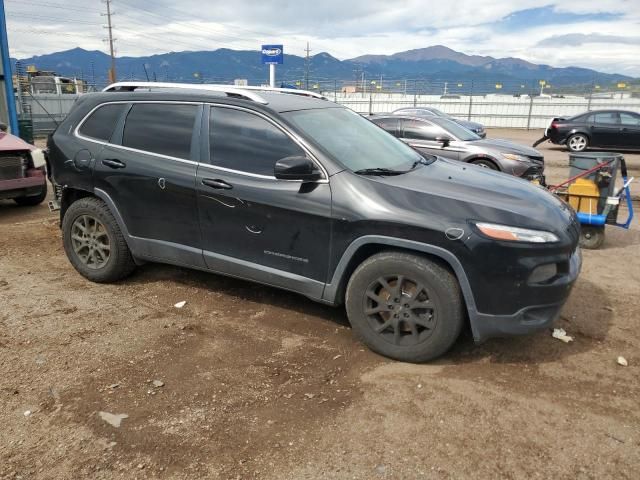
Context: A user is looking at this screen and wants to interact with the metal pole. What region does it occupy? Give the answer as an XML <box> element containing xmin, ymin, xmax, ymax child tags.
<box><xmin>467</xmin><ymin>80</ymin><xmax>473</xmax><ymax>121</ymax></box>
<box><xmin>0</xmin><ymin>0</ymin><xmax>18</xmax><ymax>134</ymax></box>
<box><xmin>526</xmin><ymin>89</ymin><xmax>534</xmax><ymax>130</ymax></box>
<box><xmin>586</xmin><ymin>81</ymin><xmax>593</xmax><ymax>111</ymax></box>
<box><xmin>334</xmin><ymin>79</ymin><xmax>337</xmax><ymax>102</ymax></box>
<box><xmin>269</xmin><ymin>64</ymin><xmax>275</xmax><ymax>88</ymax></box>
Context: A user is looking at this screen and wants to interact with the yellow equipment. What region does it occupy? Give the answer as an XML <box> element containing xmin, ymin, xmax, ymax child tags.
<box><xmin>567</xmin><ymin>178</ymin><xmax>599</xmax><ymax>214</ymax></box>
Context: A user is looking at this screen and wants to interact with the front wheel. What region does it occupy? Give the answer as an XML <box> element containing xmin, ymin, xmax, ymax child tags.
<box><xmin>579</xmin><ymin>226</ymin><xmax>605</xmax><ymax>250</ymax></box>
<box><xmin>345</xmin><ymin>251</ymin><xmax>464</xmax><ymax>362</ymax></box>
<box><xmin>470</xmin><ymin>159</ymin><xmax>499</xmax><ymax>170</ymax></box>
<box><xmin>567</xmin><ymin>133</ymin><xmax>589</xmax><ymax>152</ymax></box>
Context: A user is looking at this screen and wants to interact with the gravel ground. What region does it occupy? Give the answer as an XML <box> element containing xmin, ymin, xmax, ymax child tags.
<box><xmin>1</xmin><ymin>130</ymin><xmax>639</xmax><ymax>479</ymax></box>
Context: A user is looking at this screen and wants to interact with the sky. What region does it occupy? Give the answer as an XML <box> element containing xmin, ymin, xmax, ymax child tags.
<box><xmin>5</xmin><ymin>0</ymin><xmax>640</xmax><ymax>76</ymax></box>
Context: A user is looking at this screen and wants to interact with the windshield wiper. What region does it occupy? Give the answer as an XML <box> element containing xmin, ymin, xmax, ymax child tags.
<box><xmin>353</xmin><ymin>167</ymin><xmax>408</xmax><ymax>176</ymax></box>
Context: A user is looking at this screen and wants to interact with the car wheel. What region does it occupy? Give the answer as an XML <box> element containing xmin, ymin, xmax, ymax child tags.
<box><xmin>62</xmin><ymin>197</ymin><xmax>136</xmax><ymax>282</ymax></box>
<box><xmin>470</xmin><ymin>159</ymin><xmax>499</xmax><ymax>170</ymax></box>
<box><xmin>567</xmin><ymin>134</ymin><xmax>588</xmax><ymax>152</ymax></box>
<box><xmin>345</xmin><ymin>251</ymin><xmax>464</xmax><ymax>362</ymax></box>
<box><xmin>14</xmin><ymin>183</ymin><xmax>47</xmax><ymax>206</ymax></box>
<box><xmin>579</xmin><ymin>226</ymin><xmax>605</xmax><ymax>250</ymax></box>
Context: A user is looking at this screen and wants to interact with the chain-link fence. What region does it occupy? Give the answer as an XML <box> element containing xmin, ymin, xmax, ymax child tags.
<box><xmin>16</xmin><ymin>75</ymin><xmax>640</xmax><ymax>135</ymax></box>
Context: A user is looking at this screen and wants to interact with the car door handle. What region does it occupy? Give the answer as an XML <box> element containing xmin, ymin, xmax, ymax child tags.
<box><xmin>201</xmin><ymin>178</ymin><xmax>233</xmax><ymax>190</ymax></box>
<box><xmin>102</xmin><ymin>159</ymin><xmax>126</xmax><ymax>169</ymax></box>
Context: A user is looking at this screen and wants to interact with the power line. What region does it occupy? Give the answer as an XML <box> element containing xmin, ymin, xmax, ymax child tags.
<box><xmin>7</xmin><ymin>13</ymin><xmax>101</xmax><ymax>25</ymax></box>
<box><xmin>6</xmin><ymin>0</ymin><xmax>100</xmax><ymax>13</ymax></box>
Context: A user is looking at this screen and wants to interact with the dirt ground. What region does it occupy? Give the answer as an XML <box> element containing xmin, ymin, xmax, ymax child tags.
<box><xmin>1</xmin><ymin>130</ymin><xmax>639</xmax><ymax>479</ymax></box>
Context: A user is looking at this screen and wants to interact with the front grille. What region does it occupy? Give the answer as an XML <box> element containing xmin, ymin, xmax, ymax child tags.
<box><xmin>0</xmin><ymin>155</ymin><xmax>26</xmax><ymax>181</ymax></box>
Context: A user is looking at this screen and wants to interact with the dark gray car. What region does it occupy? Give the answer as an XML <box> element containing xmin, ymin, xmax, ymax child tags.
<box><xmin>392</xmin><ymin>107</ymin><xmax>486</xmax><ymax>138</ymax></box>
<box><xmin>371</xmin><ymin>114</ymin><xmax>544</xmax><ymax>180</ymax></box>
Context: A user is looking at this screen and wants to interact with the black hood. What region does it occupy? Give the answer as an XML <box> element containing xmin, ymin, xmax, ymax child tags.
<box><xmin>340</xmin><ymin>157</ymin><xmax>577</xmax><ymax>242</ymax></box>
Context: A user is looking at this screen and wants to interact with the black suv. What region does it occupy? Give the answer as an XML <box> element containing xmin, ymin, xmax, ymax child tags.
<box><xmin>48</xmin><ymin>82</ymin><xmax>581</xmax><ymax>362</ymax></box>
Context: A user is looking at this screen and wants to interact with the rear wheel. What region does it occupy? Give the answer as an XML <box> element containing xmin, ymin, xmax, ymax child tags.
<box><xmin>14</xmin><ymin>183</ymin><xmax>47</xmax><ymax>206</ymax></box>
<box><xmin>567</xmin><ymin>133</ymin><xmax>588</xmax><ymax>152</ymax></box>
<box><xmin>579</xmin><ymin>226</ymin><xmax>605</xmax><ymax>250</ymax></box>
<box><xmin>345</xmin><ymin>251</ymin><xmax>464</xmax><ymax>362</ymax></box>
<box><xmin>470</xmin><ymin>159</ymin><xmax>499</xmax><ymax>170</ymax></box>
<box><xmin>62</xmin><ymin>197</ymin><xmax>136</xmax><ymax>282</ymax></box>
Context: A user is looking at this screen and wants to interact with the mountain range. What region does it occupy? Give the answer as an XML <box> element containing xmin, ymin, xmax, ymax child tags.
<box><xmin>12</xmin><ymin>45</ymin><xmax>634</xmax><ymax>90</ymax></box>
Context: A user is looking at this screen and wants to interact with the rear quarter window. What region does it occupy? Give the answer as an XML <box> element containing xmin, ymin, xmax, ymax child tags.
<box><xmin>78</xmin><ymin>103</ymin><xmax>126</xmax><ymax>142</ymax></box>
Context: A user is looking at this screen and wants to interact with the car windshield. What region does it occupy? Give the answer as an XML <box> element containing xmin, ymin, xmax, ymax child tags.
<box><xmin>283</xmin><ymin>107</ymin><xmax>425</xmax><ymax>172</ymax></box>
<box><xmin>436</xmin><ymin>118</ymin><xmax>481</xmax><ymax>141</ymax></box>
<box><xmin>427</xmin><ymin>108</ymin><xmax>448</xmax><ymax>118</ymax></box>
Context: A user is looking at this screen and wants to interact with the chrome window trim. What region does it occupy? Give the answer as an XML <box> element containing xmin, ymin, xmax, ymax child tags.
<box><xmin>206</xmin><ymin>103</ymin><xmax>329</xmax><ymax>183</ymax></box>
<box><xmin>73</xmin><ymin>100</ymin><xmax>330</xmax><ymax>183</ymax></box>
<box><xmin>74</xmin><ymin>101</ymin><xmax>203</xmax><ymax>164</ymax></box>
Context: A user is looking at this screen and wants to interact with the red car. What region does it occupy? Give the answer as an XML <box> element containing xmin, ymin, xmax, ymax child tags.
<box><xmin>0</xmin><ymin>129</ymin><xmax>47</xmax><ymax>206</ymax></box>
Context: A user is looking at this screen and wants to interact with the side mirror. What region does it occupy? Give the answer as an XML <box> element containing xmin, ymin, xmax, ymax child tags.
<box><xmin>274</xmin><ymin>156</ymin><xmax>322</xmax><ymax>182</ymax></box>
<box><xmin>435</xmin><ymin>136</ymin><xmax>451</xmax><ymax>147</ymax></box>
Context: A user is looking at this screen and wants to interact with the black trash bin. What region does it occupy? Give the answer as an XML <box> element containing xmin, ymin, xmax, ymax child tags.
<box><xmin>17</xmin><ymin>118</ymin><xmax>35</xmax><ymax>145</ymax></box>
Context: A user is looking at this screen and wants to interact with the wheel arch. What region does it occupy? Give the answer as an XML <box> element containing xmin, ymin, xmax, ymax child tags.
<box><xmin>465</xmin><ymin>156</ymin><xmax>500</xmax><ymax>171</ymax></box>
<box><xmin>323</xmin><ymin>236</ymin><xmax>479</xmax><ymax>323</ymax></box>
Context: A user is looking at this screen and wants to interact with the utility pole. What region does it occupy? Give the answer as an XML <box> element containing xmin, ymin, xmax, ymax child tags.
<box><xmin>102</xmin><ymin>0</ymin><xmax>117</xmax><ymax>83</ymax></box>
<box><xmin>304</xmin><ymin>41</ymin><xmax>311</xmax><ymax>90</ymax></box>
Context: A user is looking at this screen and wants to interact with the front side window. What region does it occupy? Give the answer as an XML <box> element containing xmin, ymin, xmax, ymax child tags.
<box><xmin>620</xmin><ymin>113</ymin><xmax>640</xmax><ymax>126</ymax></box>
<box><xmin>283</xmin><ymin>107</ymin><xmax>423</xmax><ymax>172</ymax></box>
<box><xmin>373</xmin><ymin>118</ymin><xmax>399</xmax><ymax>136</ymax></box>
<box><xmin>122</xmin><ymin>103</ymin><xmax>197</xmax><ymax>159</ymax></box>
<box><xmin>209</xmin><ymin>107</ymin><xmax>305</xmax><ymax>176</ymax></box>
<box><xmin>78</xmin><ymin>103</ymin><xmax>126</xmax><ymax>142</ymax></box>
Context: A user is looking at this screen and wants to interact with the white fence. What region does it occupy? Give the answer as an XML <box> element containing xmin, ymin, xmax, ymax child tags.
<box><xmin>331</xmin><ymin>92</ymin><xmax>640</xmax><ymax>129</ymax></box>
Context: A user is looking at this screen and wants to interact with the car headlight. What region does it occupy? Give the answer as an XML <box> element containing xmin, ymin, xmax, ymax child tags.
<box><xmin>501</xmin><ymin>153</ymin><xmax>529</xmax><ymax>162</ymax></box>
<box><xmin>475</xmin><ymin>222</ymin><xmax>559</xmax><ymax>243</ymax></box>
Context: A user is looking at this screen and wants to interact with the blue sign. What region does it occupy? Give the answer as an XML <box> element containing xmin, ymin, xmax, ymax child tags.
<box><xmin>261</xmin><ymin>45</ymin><xmax>283</xmax><ymax>65</ymax></box>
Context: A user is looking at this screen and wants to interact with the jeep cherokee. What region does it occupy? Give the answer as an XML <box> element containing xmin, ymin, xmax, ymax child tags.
<box><xmin>47</xmin><ymin>82</ymin><xmax>581</xmax><ymax>362</ymax></box>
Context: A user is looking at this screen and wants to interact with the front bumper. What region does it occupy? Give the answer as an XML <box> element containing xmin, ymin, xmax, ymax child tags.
<box><xmin>0</xmin><ymin>168</ymin><xmax>46</xmax><ymax>200</ymax></box>
<box><xmin>471</xmin><ymin>247</ymin><xmax>582</xmax><ymax>342</ymax></box>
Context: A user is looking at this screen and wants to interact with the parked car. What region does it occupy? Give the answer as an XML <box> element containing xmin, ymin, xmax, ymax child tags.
<box><xmin>371</xmin><ymin>114</ymin><xmax>545</xmax><ymax>181</ymax></box>
<box><xmin>544</xmin><ymin>110</ymin><xmax>640</xmax><ymax>152</ymax></box>
<box><xmin>0</xmin><ymin>125</ymin><xmax>47</xmax><ymax>206</ymax></box>
<box><xmin>48</xmin><ymin>82</ymin><xmax>581</xmax><ymax>362</ymax></box>
<box><xmin>391</xmin><ymin>107</ymin><xmax>486</xmax><ymax>138</ymax></box>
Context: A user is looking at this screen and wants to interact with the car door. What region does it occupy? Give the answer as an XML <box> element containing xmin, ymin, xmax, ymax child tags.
<box><xmin>618</xmin><ymin>112</ymin><xmax>640</xmax><ymax>148</ymax></box>
<box><xmin>589</xmin><ymin>112</ymin><xmax>621</xmax><ymax>147</ymax></box>
<box><xmin>399</xmin><ymin>118</ymin><xmax>460</xmax><ymax>160</ymax></box>
<box><xmin>93</xmin><ymin>101</ymin><xmax>203</xmax><ymax>266</ymax></box>
<box><xmin>196</xmin><ymin>105</ymin><xmax>332</xmax><ymax>297</ymax></box>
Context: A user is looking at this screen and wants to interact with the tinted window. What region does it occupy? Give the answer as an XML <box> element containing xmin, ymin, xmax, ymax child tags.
<box><xmin>373</xmin><ymin>118</ymin><xmax>399</xmax><ymax>136</ymax></box>
<box><xmin>79</xmin><ymin>103</ymin><xmax>126</xmax><ymax>142</ymax></box>
<box><xmin>433</xmin><ymin>118</ymin><xmax>480</xmax><ymax>141</ymax></box>
<box><xmin>210</xmin><ymin>107</ymin><xmax>304</xmax><ymax>176</ymax></box>
<box><xmin>402</xmin><ymin>119</ymin><xmax>443</xmax><ymax>141</ymax></box>
<box><xmin>122</xmin><ymin>103</ymin><xmax>197</xmax><ymax>159</ymax></box>
<box><xmin>283</xmin><ymin>108</ymin><xmax>423</xmax><ymax>172</ymax></box>
<box><xmin>592</xmin><ymin>112</ymin><xmax>619</xmax><ymax>125</ymax></box>
<box><xmin>620</xmin><ymin>113</ymin><xmax>640</xmax><ymax>126</ymax></box>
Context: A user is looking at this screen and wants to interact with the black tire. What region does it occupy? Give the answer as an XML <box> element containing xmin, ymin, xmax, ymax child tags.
<box><xmin>567</xmin><ymin>133</ymin><xmax>589</xmax><ymax>152</ymax></box>
<box><xmin>579</xmin><ymin>226</ymin><xmax>605</xmax><ymax>250</ymax></box>
<box><xmin>14</xmin><ymin>183</ymin><xmax>47</xmax><ymax>206</ymax></box>
<box><xmin>62</xmin><ymin>197</ymin><xmax>136</xmax><ymax>282</ymax></box>
<box><xmin>345</xmin><ymin>251</ymin><xmax>464</xmax><ymax>362</ymax></box>
<box><xmin>470</xmin><ymin>159</ymin><xmax>499</xmax><ymax>170</ymax></box>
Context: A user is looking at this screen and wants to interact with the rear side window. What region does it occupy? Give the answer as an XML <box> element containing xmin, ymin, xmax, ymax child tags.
<box><xmin>209</xmin><ymin>107</ymin><xmax>304</xmax><ymax>176</ymax></box>
<box><xmin>78</xmin><ymin>103</ymin><xmax>126</xmax><ymax>142</ymax></box>
<box><xmin>373</xmin><ymin>118</ymin><xmax>399</xmax><ymax>136</ymax></box>
<box><xmin>592</xmin><ymin>112</ymin><xmax>618</xmax><ymax>125</ymax></box>
<box><xmin>122</xmin><ymin>103</ymin><xmax>197</xmax><ymax>159</ymax></box>
<box><xmin>402</xmin><ymin>119</ymin><xmax>443</xmax><ymax>141</ymax></box>
<box><xmin>620</xmin><ymin>113</ymin><xmax>640</xmax><ymax>126</ymax></box>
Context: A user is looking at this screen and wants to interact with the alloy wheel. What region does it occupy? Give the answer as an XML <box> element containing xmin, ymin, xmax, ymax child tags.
<box><xmin>70</xmin><ymin>214</ymin><xmax>111</xmax><ymax>269</ymax></box>
<box><xmin>568</xmin><ymin>135</ymin><xmax>587</xmax><ymax>152</ymax></box>
<box><xmin>363</xmin><ymin>275</ymin><xmax>437</xmax><ymax>346</ymax></box>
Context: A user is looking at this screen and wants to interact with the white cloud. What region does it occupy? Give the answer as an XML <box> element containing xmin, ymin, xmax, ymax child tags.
<box><xmin>5</xmin><ymin>0</ymin><xmax>640</xmax><ymax>75</ymax></box>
